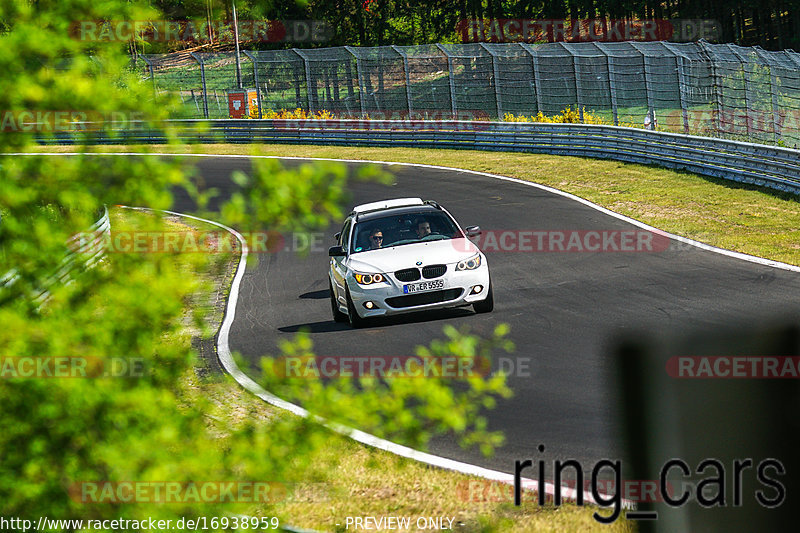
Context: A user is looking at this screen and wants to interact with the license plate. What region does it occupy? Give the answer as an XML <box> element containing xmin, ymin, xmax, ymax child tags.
<box><xmin>404</xmin><ymin>279</ymin><xmax>444</xmax><ymax>294</ymax></box>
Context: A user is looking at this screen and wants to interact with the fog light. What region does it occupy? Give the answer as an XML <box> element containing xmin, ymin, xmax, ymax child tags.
<box><xmin>363</xmin><ymin>301</ymin><xmax>376</xmax><ymax>309</ymax></box>
<box><xmin>471</xmin><ymin>285</ymin><xmax>483</xmax><ymax>294</ymax></box>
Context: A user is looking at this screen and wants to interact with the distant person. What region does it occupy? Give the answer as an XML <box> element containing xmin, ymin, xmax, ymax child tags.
<box><xmin>368</xmin><ymin>228</ymin><xmax>384</xmax><ymax>249</ymax></box>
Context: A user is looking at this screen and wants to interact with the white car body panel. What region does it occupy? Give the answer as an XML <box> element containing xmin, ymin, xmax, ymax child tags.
<box><xmin>329</xmin><ymin>202</ymin><xmax>491</xmax><ymax>322</ymax></box>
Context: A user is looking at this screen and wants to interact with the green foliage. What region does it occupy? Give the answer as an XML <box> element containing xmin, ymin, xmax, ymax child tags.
<box><xmin>261</xmin><ymin>324</ymin><xmax>514</xmax><ymax>456</ymax></box>
<box><xmin>0</xmin><ymin>0</ymin><xmax>514</xmax><ymax>524</ymax></box>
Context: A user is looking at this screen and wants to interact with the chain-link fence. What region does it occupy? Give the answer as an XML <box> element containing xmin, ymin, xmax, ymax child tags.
<box><xmin>135</xmin><ymin>40</ymin><xmax>800</xmax><ymax>146</ymax></box>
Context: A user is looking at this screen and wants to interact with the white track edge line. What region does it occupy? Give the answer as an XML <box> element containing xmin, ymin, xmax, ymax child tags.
<box><xmin>117</xmin><ymin>204</ymin><xmax>633</xmax><ymax>511</ymax></box>
<box><xmin>15</xmin><ymin>151</ymin><xmax>799</xmax><ymax>273</ymax></box>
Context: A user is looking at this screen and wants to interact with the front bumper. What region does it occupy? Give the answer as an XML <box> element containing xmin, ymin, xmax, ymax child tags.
<box><xmin>347</xmin><ymin>265</ymin><xmax>490</xmax><ymax>319</ymax></box>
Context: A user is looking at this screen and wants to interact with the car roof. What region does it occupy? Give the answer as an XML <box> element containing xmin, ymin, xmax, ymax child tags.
<box><xmin>351</xmin><ymin>198</ymin><xmax>424</xmax><ymax>214</ymax></box>
<box><xmin>354</xmin><ymin>204</ymin><xmax>441</xmax><ymax>223</ymax></box>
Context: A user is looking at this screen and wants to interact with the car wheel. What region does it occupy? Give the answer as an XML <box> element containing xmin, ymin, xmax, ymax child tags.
<box><xmin>346</xmin><ymin>286</ymin><xmax>367</xmax><ymax>328</ymax></box>
<box><xmin>330</xmin><ymin>279</ymin><xmax>348</xmax><ymax>323</ymax></box>
<box><xmin>473</xmin><ymin>280</ymin><xmax>494</xmax><ymax>314</ymax></box>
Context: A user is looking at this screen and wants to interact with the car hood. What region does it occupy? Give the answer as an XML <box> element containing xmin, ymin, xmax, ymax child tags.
<box><xmin>347</xmin><ymin>238</ymin><xmax>479</xmax><ymax>273</ymax></box>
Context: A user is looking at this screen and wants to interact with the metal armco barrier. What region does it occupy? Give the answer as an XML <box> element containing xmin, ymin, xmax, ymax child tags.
<box><xmin>1</xmin><ymin>207</ymin><xmax>111</xmax><ymax>304</ymax></box>
<box><xmin>38</xmin><ymin>120</ymin><xmax>800</xmax><ymax>196</ymax></box>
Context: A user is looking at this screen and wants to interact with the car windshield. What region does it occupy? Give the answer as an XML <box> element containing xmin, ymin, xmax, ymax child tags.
<box><xmin>351</xmin><ymin>210</ymin><xmax>461</xmax><ymax>253</ymax></box>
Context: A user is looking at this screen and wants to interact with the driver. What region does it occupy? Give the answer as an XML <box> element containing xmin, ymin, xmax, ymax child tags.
<box><xmin>415</xmin><ymin>219</ymin><xmax>431</xmax><ymax>239</ymax></box>
<box><xmin>368</xmin><ymin>227</ymin><xmax>384</xmax><ymax>249</ymax></box>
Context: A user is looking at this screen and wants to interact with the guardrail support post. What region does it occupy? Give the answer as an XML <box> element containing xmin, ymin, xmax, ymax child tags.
<box><xmin>190</xmin><ymin>53</ymin><xmax>209</xmax><ymax>119</ymax></box>
<box><xmin>391</xmin><ymin>45</ymin><xmax>413</xmax><ymax>116</ymax></box>
<box><xmin>437</xmin><ymin>44</ymin><xmax>458</xmax><ymax>118</ymax></box>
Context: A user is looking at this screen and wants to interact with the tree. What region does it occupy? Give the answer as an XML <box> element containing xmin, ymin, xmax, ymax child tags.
<box><xmin>0</xmin><ymin>0</ymin><xmax>512</xmax><ymax>524</ymax></box>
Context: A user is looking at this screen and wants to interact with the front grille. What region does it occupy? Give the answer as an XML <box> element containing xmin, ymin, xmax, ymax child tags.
<box><xmin>385</xmin><ymin>288</ymin><xmax>464</xmax><ymax>309</ymax></box>
<box><xmin>422</xmin><ymin>264</ymin><xmax>446</xmax><ymax>279</ymax></box>
<box><xmin>395</xmin><ymin>268</ymin><xmax>421</xmax><ymax>282</ymax></box>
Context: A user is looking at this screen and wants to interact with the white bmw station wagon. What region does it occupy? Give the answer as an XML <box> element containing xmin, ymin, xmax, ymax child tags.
<box><xmin>328</xmin><ymin>198</ymin><xmax>492</xmax><ymax>327</ymax></box>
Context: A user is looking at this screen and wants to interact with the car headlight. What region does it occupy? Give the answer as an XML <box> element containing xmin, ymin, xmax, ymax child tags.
<box><xmin>456</xmin><ymin>253</ymin><xmax>482</xmax><ymax>271</ymax></box>
<box><xmin>354</xmin><ymin>272</ymin><xmax>388</xmax><ymax>285</ymax></box>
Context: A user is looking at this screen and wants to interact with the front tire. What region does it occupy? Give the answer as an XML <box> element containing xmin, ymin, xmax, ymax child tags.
<box><xmin>346</xmin><ymin>286</ymin><xmax>367</xmax><ymax>328</ymax></box>
<box><xmin>330</xmin><ymin>279</ymin><xmax>348</xmax><ymax>323</ymax></box>
<box><xmin>473</xmin><ymin>280</ymin><xmax>494</xmax><ymax>314</ymax></box>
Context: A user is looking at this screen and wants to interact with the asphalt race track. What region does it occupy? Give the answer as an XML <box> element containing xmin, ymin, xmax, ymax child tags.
<box><xmin>176</xmin><ymin>156</ymin><xmax>800</xmax><ymax>479</ymax></box>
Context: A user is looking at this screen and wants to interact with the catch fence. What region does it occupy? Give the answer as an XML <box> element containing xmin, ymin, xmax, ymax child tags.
<box><xmin>136</xmin><ymin>41</ymin><xmax>800</xmax><ymax>146</ymax></box>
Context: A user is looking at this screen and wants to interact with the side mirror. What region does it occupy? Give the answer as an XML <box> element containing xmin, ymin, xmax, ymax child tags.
<box><xmin>328</xmin><ymin>245</ymin><xmax>346</xmax><ymax>257</ymax></box>
<box><xmin>334</xmin><ymin>232</ymin><xmax>341</xmax><ymax>242</ymax></box>
<box><xmin>464</xmin><ymin>225</ymin><xmax>481</xmax><ymax>237</ymax></box>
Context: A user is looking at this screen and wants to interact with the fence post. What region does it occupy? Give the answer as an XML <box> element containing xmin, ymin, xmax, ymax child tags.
<box><xmin>727</xmin><ymin>44</ymin><xmax>754</xmax><ymax>139</ymax></box>
<box><xmin>345</xmin><ymin>46</ymin><xmax>366</xmax><ymax>117</ymax></box>
<box><xmin>391</xmin><ymin>45</ymin><xmax>413</xmax><ymax>116</ymax></box>
<box><xmin>677</xmin><ymin>56</ymin><xmax>690</xmax><ymax>134</ymax></box>
<box><xmin>480</xmin><ymin>43</ymin><xmax>503</xmax><ymax>119</ymax></box>
<box><xmin>663</xmin><ymin>42</ymin><xmax>691</xmax><ymax>134</ymax></box>
<box><xmin>190</xmin><ymin>53</ymin><xmax>209</xmax><ymax>119</ymax></box>
<box><xmin>698</xmin><ymin>40</ymin><xmax>722</xmax><ymax>135</ymax></box>
<box><xmin>630</xmin><ymin>42</ymin><xmax>655</xmax><ymax>129</ymax></box>
<box><xmin>558</xmin><ymin>42</ymin><xmax>583</xmax><ymax>122</ymax></box>
<box><xmin>520</xmin><ymin>43</ymin><xmax>543</xmax><ymax>115</ymax></box>
<box><xmin>293</xmin><ymin>48</ymin><xmax>314</xmax><ymax>113</ymax></box>
<box><xmin>768</xmin><ymin>65</ymin><xmax>781</xmax><ymax>143</ymax></box>
<box><xmin>140</xmin><ymin>55</ymin><xmax>157</xmax><ymax>100</ymax></box>
<box><xmin>594</xmin><ymin>43</ymin><xmax>618</xmax><ymax>126</ymax></box>
<box><xmin>242</xmin><ymin>51</ymin><xmax>262</xmax><ymax>118</ymax></box>
<box><xmin>436</xmin><ymin>44</ymin><xmax>457</xmax><ymax>118</ymax></box>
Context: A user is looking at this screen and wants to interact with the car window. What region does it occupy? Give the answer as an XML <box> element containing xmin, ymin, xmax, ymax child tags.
<box><xmin>351</xmin><ymin>211</ymin><xmax>461</xmax><ymax>253</ymax></box>
<box><xmin>339</xmin><ymin>220</ymin><xmax>352</xmax><ymax>252</ymax></box>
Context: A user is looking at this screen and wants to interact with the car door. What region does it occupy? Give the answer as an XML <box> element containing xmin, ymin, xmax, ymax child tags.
<box><xmin>330</xmin><ymin>218</ymin><xmax>351</xmax><ymax>302</ymax></box>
